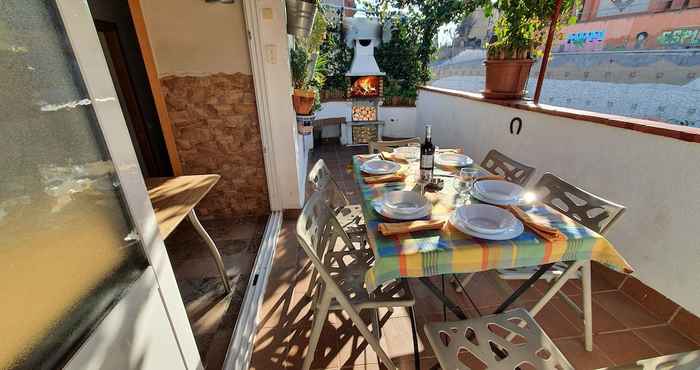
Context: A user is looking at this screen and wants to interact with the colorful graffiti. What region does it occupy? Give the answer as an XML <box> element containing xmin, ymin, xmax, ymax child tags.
<box><xmin>657</xmin><ymin>28</ymin><xmax>700</xmax><ymax>49</ymax></box>
<box><xmin>561</xmin><ymin>31</ymin><xmax>606</xmax><ymax>52</ymax></box>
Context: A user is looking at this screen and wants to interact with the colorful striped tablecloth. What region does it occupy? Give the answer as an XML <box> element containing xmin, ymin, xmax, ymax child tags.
<box><xmin>352</xmin><ymin>154</ymin><xmax>633</xmax><ymax>291</ymax></box>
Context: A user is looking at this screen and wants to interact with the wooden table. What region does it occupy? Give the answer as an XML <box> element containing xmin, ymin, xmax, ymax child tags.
<box><xmin>146</xmin><ymin>175</ymin><xmax>231</xmax><ymax>293</ymax></box>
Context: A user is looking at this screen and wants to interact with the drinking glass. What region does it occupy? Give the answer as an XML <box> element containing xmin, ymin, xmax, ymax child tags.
<box><xmin>405</xmin><ymin>142</ymin><xmax>421</xmax><ymax>178</ymax></box>
<box><xmin>455</xmin><ymin>167</ymin><xmax>480</xmax><ymax>203</ymax></box>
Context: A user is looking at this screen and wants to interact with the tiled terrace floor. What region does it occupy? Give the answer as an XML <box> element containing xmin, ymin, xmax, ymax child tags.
<box><xmin>166</xmin><ymin>215</ymin><xmax>268</xmax><ymax>369</ymax></box>
<box><xmin>250</xmin><ymin>140</ymin><xmax>699</xmax><ymax>370</ymax></box>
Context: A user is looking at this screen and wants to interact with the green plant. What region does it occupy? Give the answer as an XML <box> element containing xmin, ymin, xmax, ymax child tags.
<box><xmin>485</xmin><ymin>0</ymin><xmax>580</xmax><ymax>60</ymax></box>
<box><xmin>290</xmin><ymin>5</ymin><xmax>329</xmax><ymax>91</ymax></box>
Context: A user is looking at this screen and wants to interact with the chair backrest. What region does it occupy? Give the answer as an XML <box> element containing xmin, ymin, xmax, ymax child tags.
<box><xmin>534</xmin><ymin>173</ymin><xmax>626</xmax><ymax>234</ymax></box>
<box><xmin>368</xmin><ymin>137</ymin><xmax>421</xmax><ymax>154</ymax></box>
<box><xmin>307</xmin><ymin>159</ymin><xmax>349</xmax><ymax>210</ymax></box>
<box><xmin>296</xmin><ymin>191</ymin><xmax>362</xmax><ymax>309</ymax></box>
<box><xmin>480</xmin><ymin>149</ymin><xmax>536</xmax><ymax>186</ymax></box>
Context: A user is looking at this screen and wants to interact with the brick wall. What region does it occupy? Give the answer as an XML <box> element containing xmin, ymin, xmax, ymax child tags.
<box><xmin>160</xmin><ymin>72</ymin><xmax>269</xmax><ymax>218</ymax></box>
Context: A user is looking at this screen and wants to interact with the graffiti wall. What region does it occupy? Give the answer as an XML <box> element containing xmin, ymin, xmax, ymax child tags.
<box><xmin>561</xmin><ymin>31</ymin><xmax>606</xmax><ymax>52</ymax></box>
<box><xmin>657</xmin><ymin>28</ymin><xmax>700</xmax><ymax>49</ymax></box>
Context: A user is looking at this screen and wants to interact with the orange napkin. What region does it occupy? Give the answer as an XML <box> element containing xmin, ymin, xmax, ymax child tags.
<box><xmin>380</xmin><ymin>151</ymin><xmax>408</xmax><ymax>163</ymax></box>
<box><xmin>363</xmin><ymin>173</ymin><xmax>406</xmax><ymax>184</ymax></box>
<box><xmin>378</xmin><ymin>220</ymin><xmax>445</xmax><ymax>236</ymax></box>
<box><xmin>475</xmin><ymin>174</ymin><xmax>505</xmax><ymax>182</ymax></box>
<box><xmin>507</xmin><ymin>206</ymin><xmax>566</xmax><ymax>242</ymax></box>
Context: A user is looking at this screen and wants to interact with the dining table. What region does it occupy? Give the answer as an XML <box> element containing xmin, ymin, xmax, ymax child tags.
<box><xmin>351</xmin><ymin>151</ymin><xmax>633</xmax><ymax>353</ymax></box>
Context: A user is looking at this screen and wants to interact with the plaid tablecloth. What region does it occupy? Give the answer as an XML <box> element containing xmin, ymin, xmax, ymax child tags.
<box><xmin>352</xmin><ymin>154</ymin><xmax>633</xmax><ymax>291</ymax></box>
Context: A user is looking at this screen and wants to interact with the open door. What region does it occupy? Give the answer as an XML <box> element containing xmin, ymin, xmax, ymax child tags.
<box><xmin>0</xmin><ymin>1</ymin><xmax>200</xmax><ymax>369</ymax></box>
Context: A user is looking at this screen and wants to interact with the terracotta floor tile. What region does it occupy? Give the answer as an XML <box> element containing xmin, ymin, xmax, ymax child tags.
<box><xmin>594</xmin><ymin>331</ymin><xmax>659</xmax><ymax>365</ymax></box>
<box><xmin>670</xmin><ymin>308</ymin><xmax>700</xmax><ymax>344</ymax></box>
<box><xmin>620</xmin><ymin>279</ymin><xmax>680</xmax><ymax>322</ymax></box>
<box><xmin>591</xmin><ymin>261</ymin><xmax>627</xmax><ymax>290</ymax></box>
<box><xmin>525</xmin><ymin>300</ymin><xmax>582</xmax><ymax>339</ymax></box>
<box><xmin>635</xmin><ymin>326</ymin><xmax>700</xmax><ymax>355</ymax></box>
<box><xmin>532</xmin><ymin>277</ymin><xmax>581</xmax><ymax>296</ymax></box>
<box><xmin>460</xmin><ymin>271</ymin><xmax>517</xmax><ymax>309</ymax></box>
<box><xmin>554</xmin><ymin>338</ymin><xmax>614</xmax><ymax>369</ymax></box>
<box><xmin>382</xmin><ymin>316</ymin><xmax>427</xmax><ymax>360</ymax></box>
<box><xmin>260</xmin><ymin>291</ymin><xmax>312</xmax><ymax>328</ymax></box>
<box><xmin>551</xmin><ymin>294</ymin><xmax>626</xmax><ymax>334</ymax></box>
<box><xmin>594</xmin><ymin>291</ymin><xmax>664</xmax><ymax>329</ymax></box>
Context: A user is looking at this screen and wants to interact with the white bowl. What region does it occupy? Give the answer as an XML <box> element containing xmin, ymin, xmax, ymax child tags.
<box><xmin>473</xmin><ymin>180</ymin><xmax>523</xmax><ymax>202</ymax></box>
<box><xmin>361</xmin><ymin>160</ymin><xmax>401</xmax><ymax>175</ymax></box>
<box><xmin>436</xmin><ymin>153</ymin><xmax>473</xmax><ymax>167</ymax></box>
<box><xmin>454</xmin><ymin>204</ymin><xmax>517</xmax><ymax>234</ymax></box>
<box><xmin>382</xmin><ymin>191</ymin><xmax>429</xmax><ymax>215</ymax></box>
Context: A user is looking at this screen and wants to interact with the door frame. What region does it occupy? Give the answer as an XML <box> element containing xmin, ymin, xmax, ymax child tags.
<box><xmin>55</xmin><ymin>0</ymin><xmax>201</xmax><ymax>368</ymax></box>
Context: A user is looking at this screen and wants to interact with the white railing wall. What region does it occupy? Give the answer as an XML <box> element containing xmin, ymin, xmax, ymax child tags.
<box><xmin>416</xmin><ymin>88</ymin><xmax>700</xmax><ymax>316</ymax></box>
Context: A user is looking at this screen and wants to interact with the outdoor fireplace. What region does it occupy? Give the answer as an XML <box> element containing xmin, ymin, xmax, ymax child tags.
<box><xmin>341</xmin><ymin>18</ymin><xmax>388</xmax><ymax>145</ymax></box>
<box><xmin>350</xmin><ymin>76</ymin><xmax>381</xmax><ymax>98</ymax></box>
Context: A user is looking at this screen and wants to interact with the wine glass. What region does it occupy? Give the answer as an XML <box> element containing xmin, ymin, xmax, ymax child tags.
<box><xmin>455</xmin><ymin>167</ymin><xmax>479</xmax><ymax>203</ymax></box>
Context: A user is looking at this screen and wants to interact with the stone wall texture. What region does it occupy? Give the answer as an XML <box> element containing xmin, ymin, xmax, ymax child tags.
<box><xmin>160</xmin><ymin>73</ymin><xmax>269</xmax><ymax>218</ymax></box>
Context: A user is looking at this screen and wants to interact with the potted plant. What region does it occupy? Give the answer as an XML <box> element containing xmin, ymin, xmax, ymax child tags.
<box><xmin>483</xmin><ymin>0</ymin><xmax>579</xmax><ymax>99</ymax></box>
<box><xmin>290</xmin><ymin>10</ymin><xmax>327</xmax><ymax>134</ymax></box>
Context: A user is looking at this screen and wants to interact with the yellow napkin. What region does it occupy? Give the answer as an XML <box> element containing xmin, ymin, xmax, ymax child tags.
<box><xmin>380</xmin><ymin>151</ymin><xmax>408</xmax><ymax>163</ymax></box>
<box><xmin>363</xmin><ymin>173</ymin><xmax>406</xmax><ymax>184</ymax></box>
<box><xmin>507</xmin><ymin>206</ymin><xmax>566</xmax><ymax>242</ymax></box>
<box><xmin>378</xmin><ymin>219</ymin><xmax>446</xmax><ymax>236</ymax></box>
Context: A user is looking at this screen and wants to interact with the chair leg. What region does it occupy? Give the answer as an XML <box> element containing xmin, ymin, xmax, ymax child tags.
<box><xmin>305</xmin><ymin>269</ymin><xmax>318</xmax><ymax>298</ymax></box>
<box><xmin>303</xmin><ymin>289</ymin><xmax>332</xmax><ymax>370</ymax></box>
<box><xmin>342</xmin><ymin>302</ymin><xmax>397</xmax><ymax>370</ymax></box>
<box><xmin>407</xmin><ymin>305</ymin><xmax>421</xmax><ymax>370</ymax></box>
<box><xmin>581</xmin><ymin>260</ymin><xmax>594</xmax><ymax>352</ymax></box>
<box><xmin>372</xmin><ymin>308</ymin><xmax>381</xmax><ymax>338</ymax></box>
<box><xmin>452</xmin><ymin>273</ymin><xmax>474</xmax><ymax>292</ymax></box>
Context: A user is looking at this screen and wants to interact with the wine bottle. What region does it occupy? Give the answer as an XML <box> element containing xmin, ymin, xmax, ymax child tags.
<box><xmin>420</xmin><ymin>125</ymin><xmax>435</xmax><ymax>183</ymax></box>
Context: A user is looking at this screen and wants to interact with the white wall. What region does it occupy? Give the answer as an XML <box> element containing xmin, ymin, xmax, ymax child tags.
<box><xmin>417</xmin><ymin>88</ymin><xmax>700</xmax><ymax>316</ymax></box>
<box><xmin>315</xmin><ymin>102</ymin><xmax>418</xmax><ymax>138</ymax></box>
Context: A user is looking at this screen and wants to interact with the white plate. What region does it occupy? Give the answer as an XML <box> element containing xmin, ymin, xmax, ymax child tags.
<box><xmin>373</xmin><ymin>191</ymin><xmax>432</xmax><ymax>220</ymax></box>
<box><xmin>393</xmin><ymin>146</ymin><xmax>420</xmax><ymax>161</ymax></box>
<box><xmin>471</xmin><ymin>187</ymin><xmax>527</xmax><ymax>206</ymax></box>
<box><xmin>361</xmin><ymin>160</ymin><xmax>401</xmax><ymax>175</ymax></box>
<box><xmin>454</xmin><ymin>204</ymin><xmax>517</xmax><ymax>234</ymax></box>
<box><xmin>450</xmin><ymin>213</ymin><xmax>524</xmax><ymax>240</ymax></box>
<box><xmin>473</xmin><ymin>180</ymin><xmax>523</xmax><ymax>202</ymax></box>
<box><xmin>435</xmin><ymin>153</ymin><xmax>473</xmax><ymax>167</ymax></box>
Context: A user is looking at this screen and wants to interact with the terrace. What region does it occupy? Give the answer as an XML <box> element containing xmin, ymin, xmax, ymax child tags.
<box><xmin>2</xmin><ymin>0</ymin><xmax>700</xmax><ymax>370</ymax></box>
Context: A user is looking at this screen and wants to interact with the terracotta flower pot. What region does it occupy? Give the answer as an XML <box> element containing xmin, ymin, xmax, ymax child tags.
<box><xmin>483</xmin><ymin>59</ymin><xmax>534</xmax><ymax>100</ymax></box>
<box><xmin>292</xmin><ymin>88</ymin><xmax>316</xmax><ymax>115</ymax></box>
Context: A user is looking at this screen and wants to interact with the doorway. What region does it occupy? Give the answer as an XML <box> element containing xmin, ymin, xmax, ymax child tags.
<box><xmin>89</xmin><ymin>1</ymin><xmax>172</xmax><ymax>177</ymax></box>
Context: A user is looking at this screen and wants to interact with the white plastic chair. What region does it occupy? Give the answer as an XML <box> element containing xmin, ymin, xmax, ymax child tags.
<box><xmin>595</xmin><ymin>350</ymin><xmax>700</xmax><ymax>370</ymax></box>
<box><xmin>424</xmin><ymin>308</ymin><xmax>573</xmax><ymax>370</ymax></box>
<box><xmin>296</xmin><ymin>192</ymin><xmax>415</xmax><ymax>370</ymax></box>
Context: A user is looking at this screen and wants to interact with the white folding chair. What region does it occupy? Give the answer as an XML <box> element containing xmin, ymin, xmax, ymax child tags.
<box><xmin>368</xmin><ymin>137</ymin><xmax>421</xmax><ymax>154</ymax></box>
<box><xmin>498</xmin><ymin>173</ymin><xmax>626</xmax><ymax>351</ymax></box>
<box><xmin>595</xmin><ymin>350</ymin><xmax>700</xmax><ymax>370</ymax></box>
<box><xmin>296</xmin><ymin>192</ymin><xmax>416</xmax><ymax>370</ymax></box>
<box><xmin>424</xmin><ymin>308</ymin><xmax>573</xmax><ymax>370</ymax></box>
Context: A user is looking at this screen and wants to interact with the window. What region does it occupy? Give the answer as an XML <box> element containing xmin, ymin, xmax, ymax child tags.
<box><xmin>430</xmin><ymin>7</ymin><xmax>700</xmax><ymax>128</ymax></box>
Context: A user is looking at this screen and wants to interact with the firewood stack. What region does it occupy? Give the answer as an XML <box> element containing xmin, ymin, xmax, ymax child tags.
<box><xmin>352</xmin><ymin>106</ymin><xmax>377</xmax><ymax>121</ymax></box>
